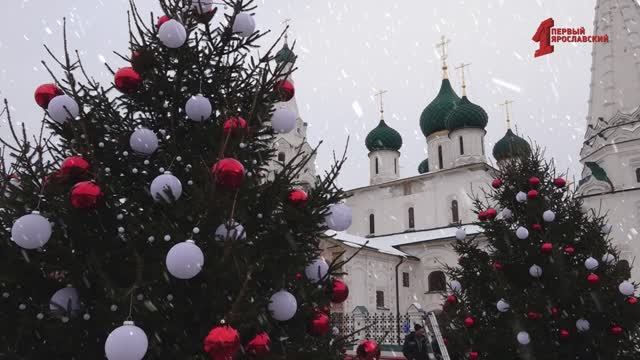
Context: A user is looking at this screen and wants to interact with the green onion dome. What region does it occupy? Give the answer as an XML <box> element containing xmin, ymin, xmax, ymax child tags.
<box><xmin>420</xmin><ymin>79</ymin><xmax>460</xmax><ymax>137</ymax></box>
<box><xmin>446</xmin><ymin>96</ymin><xmax>488</xmax><ymax>132</ymax></box>
<box><xmin>275</xmin><ymin>43</ymin><xmax>297</xmax><ymax>64</ymax></box>
<box><xmin>365</xmin><ymin>120</ymin><xmax>403</xmax><ymax>152</ymax></box>
<box><xmin>418</xmin><ymin>158</ymin><xmax>429</xmax><ymax>174</ymax></box>
<box><xmin>492</xmin><ymin>129</ymin><xmax>531</xmax><ymax>162</ymax></box>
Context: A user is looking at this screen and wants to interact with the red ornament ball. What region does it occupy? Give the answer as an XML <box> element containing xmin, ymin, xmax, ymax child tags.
<box><xmin>485</xmin><ymin>208</ymin><xmax>497</xmax><ymax>220</ymax></box>
<box><xmin>464</xmin><ymin>316</ymin><xmax>476</xmax><ymax>328</ymax></box>
<box><xmin>212</xmin><ymin>158</ymin><xmax>245</xmax><ymax>190</ymax></box>
<box><xmin>308</xmin><ymin>310</ymin><xmax>330</xmax><ymax>337</ymax></box>
<box><xmin>469</xmin><ymin>352</ymin><xmax>479</xmax><ymax>360</ymax></box>
<box><xmin>274</xmin><ymin>80</ymin><xmax>295</xmax><ymax>102</ymax></box>
<box><xmin>114</xmin><ymin>67</ymin><xmax>143</xmax><ymax>94</ymax></box>
<box><xmin>446</xmin><ymin>295</ymin><xmax>458</xmax><ymax>305</ymax></box>
<box><xmin>531</xmin><ymin>223</ymin><xmax>543</xmax><ymax>231</ymax></box>
<box><xmin>559</xmin><ymin>329</ymin><xmax>570</xmax><ymax>340</ymax></box>
<box><xmin>156</xmin><ymin>15</ymin><xmax>171</xmax><ymax>28</ymax></box>
<box><xmin>288</xmin><ymin>189</ymin><xmax>309</xmax><ymax>206</ymax></box>
<box><xmin>541</xmin><ymin>242</ymin><xmax>553</xmax><ymax>254</ymax></box>
<box><xmin>34</xmin><ymin>83</ymin><xmax>63</xmax><ymax>109</ymax></box>
<box><xmin>610</xmin><ymin>325</ymin><xmax>624</xmax><ymax>336</ymax></box>
<box><xmin>553</xmin><ymin>177</ymin><xmax>566</xmax><ymax>188</ymax></box>
<box><xmin>527</xmin><ymin>311</ymin><xmax>542</xmax><ymax>320</ymax></box>
<box><xmin>294</xmin><ymin>272</ymin><xmax>303</xmax><ymax>281</ymax></box>
<box><xmin>477</xmin><ymin>211</ymin><xmax>488</xmax><ymax>221</ymax></box>
<box><xmin>529</xmin><ymin>176</ymin><xmax>541</xmax><ymax>187</ymax></box>
<box><xmin>550</xmin><ymin>306</ymin><xmax>560</xmax><ymax>317</ymax></box>
<box><xmin>587</xmin><ymin>273</ymin><xmax>600</xmax><ymax>285</ymax></box>
<box><xmin>491</xmin><ymin>178</ymin><xmax>503</xmax><ymax>188</ymax></box>
<box><xmin>70</xmin><ymin>181</ymin><xmax>102</xmax><ymax>209</ymax></box>
<box><xmin>493</xmin><ymin>261</ymin><xmax>504</xmax><ymax>271</ymax></box>
<box><xmin>223</xmin><ymin>117</ymin><xmax>248</xmax><ymax>136</ymax></box>
<box><xmin>329</xmin><ymin>278</ymin><xmax>349</xmax><ymax>304</ymax></box>
<box><xmin>246</xmin><ymin>332</ymin><xmax>270</xmax><ymax>356</ymax></box>
<box><xmin>131</xmin><ymin>50</ymin><xmax>155</xmax><ymax>73</ymax></box>
<box><xmin>627</xmin><ymin>297</ymin><xmax>638</xmax><ymax>305</ymax></box>
<box><xmin>527</xmin><ymin>189</ymin><xmax>539</xmax><ymax>200</ymax></box>
<box><xmin>356</xmin><ymin>339</ymin><xmax>381</xmax><ymax>360</ymax></box>
<box><xmin>203</xmin><ymin>325</ymin><xmax>240</xmax><ymax>360</ymax></box>
<box><xmin>61</xmin><ymin>156</ymin><xmax>90</xmax><ymax>177</ymax></box>
<box><xmin>564</xmin><ymin>245</ymin><xmax>575</xmax><ymax>255</ymax></box>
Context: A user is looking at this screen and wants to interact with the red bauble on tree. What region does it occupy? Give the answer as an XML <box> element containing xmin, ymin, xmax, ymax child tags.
<box><xmin>156</xmin><ymin>15</ymin><xmax>171</xmax><ymax>28</ymax></box>
<box><xmin>553</xmin><ymin>177</ymin><xmax>566</xmax><ymax>188</ymax></box>
<box><xmin>274</xmin><ymin>80</ymin><xmax>295</xmax><ymax>102</ymax></box>
<box><xmin>485</xmin><ymin>208</ymin><xmax>497</xmax><ymax>220</ymax></box>
<box><xmin>550</xmin><ymin>306</ymin><xmax>560</xmax><ymax>318</ymax></box>
<box><xmin>131</xmin><ymin>50</ymin><xmax>155</xmax><ymax>73</ymax></box>
<box><xmin>527</xmin><ymin>311</ymin><xmax>542</xmax><ymax>320</ymax></box>
<box><xmin>70</xmin><ymin>181</ymin><xmax>102</xmax><ymax>209</ymax></box>
<box><xmin>294</xmin><ymin>272</ymin><xmax>303</xmax><ymax>281</ymax></box>
<box><xmin>564</xmin><ymin>244</ymin><xmax>575</xmax><ymax>255</ymax></box>
<box><xmin>446</xmin><ymin>295</ymin><xmax>458</xmax><ymax>305</ymax></box>
<box><xmin>212</xmin><ymin>158</ymin><xmax>245</xmax><ymax>190</ymax></box>
<box><xmin>61</xmin><ymin>156</ymin><xmax>90</xmax><ymax>177</ymax></box>
<box><xmin>477</xmin><ymin>211</ymin><xmax>488</xmax><ymax>221</ymax></box>
<box><xmin>627</xmin><ymin>297</ymin><xmax>638</xmax><ymax>305</ymax></box>
<box><xmin>34</xmin><ymin>83</ymin><xmax>63</xmax><ymax>109</ymax></box>
<box><xmin>541</xmin><ymin>242</ymin><xmax>553</xmax><ymax>254</ymax></box>
<box><xmin>246</xmin><ymin>332</ymin><xmax>270</xmax><ymax>356</ymax></box>
<box><xmin>491</xmin><ymin>178</ymin><xmax>503</xmax><ymax>188</ymax></box>
<box><xmin>328</xmin><ymin>278</ymin><xmax>349</xmax><ymax>303</ymax></box>
<box><xmin>288</xmin><ymin>189</ymin><xmax>308</xmax><ymax>206</ymax></box>
<box><xmin>469</xmin><ymin>352</ymin><xmax>479</xmax><ymax>360</ymax></box>
<box><xmin>203</xmin><ymin>325</ymin><xmax>240</xmax><ymax>360</ymax></box>
<box><xmin>587</xmin><ymin>273</ymin><xmax>600</xmax><ymax>285</ymax></box>
<box><xmin>529</xmin><ymin>176</ymin><xmax>541</xmax><ymax>187</ymax></box>
<box><xmin>308</xmin><ymin>310</ymin><xmax>330</xmax><ymax>337</ymax></box>
<box><xmin>493</xmin><ymin>261</ymin><xmax>503</xmax><ymax>271</ymax></box>
<box><xmin>114</xmin><ymin>67</ymin><xmax>143</xmax><ymax>94</ymax></box>
<box><xmin>356</xmin><ymin>339</ymin><xmax>381</xmax><ymax>360</ymax></box>
<box><xmin>531</xmin><ymin>223</ymin><xmax>542</xmax><ymax>232</ymax></box>
<box><xmin>559</xmin><ymin>329</ymin><xmax>570</xmax><ymax>340</ymax></box>
<box><xmin>464</xmin><ymin>316</ymin><xmax>476</xmax><ymax>328</ymax></box>
<box><xmin>223</xmin><ymin>117</ymin><xmax>248</xmax><ymax>136</ymax></box>
<box><xmin>610</xmin><ymin>324</ymin><xmax>624</xmax><ymax>336</ymax></box>
<box><xmin>527</xmin><ymin>189</ymin><xmax>539</xmax><ymax>200</ymax></box>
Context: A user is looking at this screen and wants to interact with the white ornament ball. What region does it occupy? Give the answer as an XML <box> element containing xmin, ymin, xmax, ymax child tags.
<box><xmin>517</xmin><ymin>331</ymin><xmax>530</xmax><ymax>345</ymax></box>
<box><xmin>501</xmin><ymin>208</ymin><xmax>513</xmax><ymax>220</ymax></box>
<box><xmin>271</xmin><ymin>108</ymin><xmax>297</xmax><ymax>134</ymax></box>
<box><xmin>449</xmin><ymin>280</ymin><xmax>462</xmax><ymax>293</ymax></box>
<box><xmin>215</xmin><ymin>221</ymin><xmax>246</xmax><ymax>241</ymax></box>
<box><xmin>150</xmin><ymin>172</ymin><xmax>182</xmax><ymax>202</ymax></box>
<box><xmin>305</xmin><ymin>258</ymin><xmax>329</xmax><ymax>283</ymax></box>
<box><xmin>158</xmin><ymin>19</ymin><xmax>187</xmax><ymax>48</ymax></box>
<box><xmin>455</xmin><ymin>228</ymin><xmax>466</xmax><ymax>241</ymax></box>
<box><xmin>105</xmin><ymin>321</ymin><xmax>148</xmax><ymax>360</ymax></box>
<box><xmin>496</xmin><ymin>299</ymin><xmax>510</xmax><ymax>312</ymax></box>
<box><xmin>50</xmin><ymin>287</ymin><xmax>81</xmax><ymax>316</ymax></box>
<box><xmin>191</xmin><ymin>0</ymin><xmax>215</xmax><ymax>14</ymax></box>
<box><xmin>232</xmin><ymin>12</ymin><xmax>256</xmax><ymax>38</ymax></box>
<box><xmin>542</xmin><ymin>210</ymin><xmax>556</xmax><ymax>222</ymax></box>
<box><xmin>601</xmin><ymin>224</ymin><xmax>613</xmax><ymax>234</ymax></box>
<box><xmin>619</xmin><ymin>281</ymin><xmax>635</xmax><ymax>296</ymax></box>
<box><xmin>165</xmin><ymin>240</ymin><xmax>204</xmax><ymax>279</ymax></box>
<box><xmin>602</xmin><ymin>253</ymin><xmax>616</xmax><ymax>265</ymax></box>
<box><xmin>325</xmin><ymin>203</ymin><xmax>352</xmax><ymax>232</ymax></box>
<box><xmin>584</xmin><ymin>257</ymin><xmax>599</xmax><ymax>270</ymax></box>
<box><xmin>129</xmin><ymin>128</ymin><xmax>159</xmax><ymax>156</ymax></box>
<box><xmin>268</xmin><ymin>290</ymin><xmax>297</xmax><ymax>321</ymax></box>
<box><xmin>185</xmin><ymin>95</ymin><xmax>212</xmax><ymax>122</ymax></box>
<box><xmin>576</xmin><ymin>318</ymin><xmax>590</xmax><ymax>332</ymax></box>
<box><xmin>47</xmin><ymin>95</ymin><xmax>79</xmax><ymax>123</ymax></box>
<box><xmin>516</xmin><ymin>191</ymin><xmax>528</xmax><ymax>203</ymax></box>
<box><xmin>11</xmin><ymin>211</ymin><xmax>52</xmax><ymax>249</ymax></box>
<box><xmin>516</xmin><ymin>226</ymin><xmax>529</xmax><ymax>240</ymax></box>
<box><xmin>529</xmin><ymin>264</ymin><xmax>543</xmax><ymax>278</ymax></box>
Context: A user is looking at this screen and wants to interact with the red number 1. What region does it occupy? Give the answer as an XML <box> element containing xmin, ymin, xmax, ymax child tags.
<box><xmin>532</xmin><ymin>18</ymin><xmax>554</xmax><ymax>57</ymax></box>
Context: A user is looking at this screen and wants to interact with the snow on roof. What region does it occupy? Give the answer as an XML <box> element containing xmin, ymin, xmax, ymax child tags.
<box><xmin>326</xmin><ymin>224</ymin><xmax>483</xmax><ymax>258</ymax></box>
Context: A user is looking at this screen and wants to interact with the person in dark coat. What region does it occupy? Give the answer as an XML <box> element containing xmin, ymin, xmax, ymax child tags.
<box><xmin>402</xmin><ymin>324</ymin><xmax>431</xmax><ymax>360</ymax></box>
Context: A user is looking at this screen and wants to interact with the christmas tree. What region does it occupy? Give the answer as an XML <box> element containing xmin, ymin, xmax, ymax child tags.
<box><xmin>441</xmin><ymin>147</ymin><xmax>640</xmax><ymax>360</ymax></box>
<box><xmin>0</xmin><ymin>1</ymin><xmax>354</xmax><ymax>359</ymax></box>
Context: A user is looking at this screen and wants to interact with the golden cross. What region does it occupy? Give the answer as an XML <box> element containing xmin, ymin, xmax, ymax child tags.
<box><xmin>500</xmin><ymin>100</ymin><xmax>515</xmax><ymax>129</ymax></box>
<box><xmin>436</xmin><ymin>35</ymin><xmax>451</xmax><ymax>77</ymax></box>
<box><xmin>455</xmin><ymin>62</ymin><xmax>471</xmax><ymax>96</ymax></box>
<box><xmin>375</xmin><ymin>90</ymin><xmax>388</xmax><ymax>120</ymax></box>
<box><xmin>282</xmin><ymin>18</ymin><xmax>292</xmax><ymax>44</ymax></box>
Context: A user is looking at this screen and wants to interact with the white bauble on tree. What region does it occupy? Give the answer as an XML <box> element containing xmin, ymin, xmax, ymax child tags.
<box><xmin>165</xmin><ymin>240</ymin><xmax>204</xmax><ymax>279</ymax></box>
<box><xmin>584</xmin><ymin>257</ymin><xmax>599</xmax><ymax>270</ymax></box>
<box><xmin>516</xmin><ymin>331</ymin><xmax>530</xmax><ymax>345</ymax></box>
<box><xmin>191</xmin><ymin>0</ymin><xmax>214</xmax><ymax>13</ymax></box>
<box><xmin>501</xmin><ymin>208</ymin><xmax>513</xmax><ymax>220</ymax></box>
<box><xmin>455</xmin><ymin>228</ymin><xmax>466</xmax><ymax>240</ymax></box>
<box><xmin>601</xmin><ymin>224</ymin><xmax>613</xmax><ymax>234</ymax></box>
<box><xmin>516</xmin><ymin>227</ymin><xmax>529</xmax><ymax>240</ymax></box>
<box><xmin>496</xmin><ymin>299</ymin><xmax>510</xmax><ymax>312</ymax></box>
<box><xmin>516</xmin><ymin>191</ymin><xmax>527</xmax><ymax>203</ymax></box>
<box><xmin>129</xmin><ymin>128</ymin><xmax>159</xmax><ymax>155</ymax></box>
<box><xmin>325</xmin><ymin>203</ymin><xmax>352</xmax><ymax>231</ymax></box>
<box><xmin>271</xmin><ymin>108</ymin><xmax>297</xmax><ymax>134</ymax></box>
<box><xmin>215</xmin><ymin>221</ymin><xmax>246</xmax><ymax>241</ymax></box>
<box><xmin>50</xmin><ymin>287</ymin><xmax>81</xmax><ymax>316</ymax></box>
<box><xmin>449</xmin><ymin>280</ymin><xmax>462</xmax><ymax>293</ymax></box>
<box><xmin>602</xmin><ymin>253</ymin><xmax>616</xmax><ymax>265</ymax></box>
<box><xmin>619</xmin><ymin>281</ymin><xmax>635</xmax><ymax>296</ymax></box>
<box><xmin>150</xmin><ymin>172</ymin><xmax>182</xmax><ymax>202</ymax></box>
<box><xmin>158</xmin><ymin>19</ymin><xmax>187</xmax><ymax>48</ymax></box>
<box><xmin>542</xmin><ymin>210</ymin><xmax>556</xmax><ymax>222</ymax></box>
<box><xmin>268</xmin><ymin>290</ymin><xmax>297</xmax><ymax>321</ymax></box>
<box><xmin>47</xmin><ymin>95</ymin><xmax>79</xmax><ymax>123</ymax></box>
<box><xmin>529</xmin><ymin>264</ymin><xmax>543</xmax><ymax>278</ymax></box>
<box><xmin>11</xmin><ymin>211</ymin><xmax>52</xmax><ymax>249</ymax></box>
<box><xmin>185</xmin><ymin>95</ymin><xmax>212</xmax><ymax>122</ymax></box>
<box><xmin>305</xmin><ymin>258</ymin><xmax>329</xmax><ymax>283</ymax></box>
<box><xmin>232</xmin><ymin>12</ymin><xmax>256</xmax><ymax>37</ymax></box>
<box><xmin>576</xmin><ymin>319</ymin><xmax>590</xmax><ymax>332</ymax></box>
<box><xmin>105</xmin><ymin>321</ymin><xmax>148</xmax><ymax>360</ymax></box>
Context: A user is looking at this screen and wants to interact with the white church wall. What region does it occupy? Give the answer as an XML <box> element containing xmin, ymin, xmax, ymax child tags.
<box><xmin>450</xmin><ymin>128</ymin><xmax>486</xmax><ymax>167</ymax></box>
<box><xmin>368</xmin><ymin>149</ymin><xmax>401</xmax><ymax>185</ymax></box>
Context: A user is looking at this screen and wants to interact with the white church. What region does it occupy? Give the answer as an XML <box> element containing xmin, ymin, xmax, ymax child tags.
<box><xmin>273</xmin><ymin>0</ymin><xmax>640</xmax><ymax>330</ymax></box>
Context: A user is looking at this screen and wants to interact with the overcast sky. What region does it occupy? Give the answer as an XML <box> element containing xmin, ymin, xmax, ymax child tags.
<box><xmin>0</xmin><ymin>1</ymin><xmax>596</xmax><ymax>189</ymax></box>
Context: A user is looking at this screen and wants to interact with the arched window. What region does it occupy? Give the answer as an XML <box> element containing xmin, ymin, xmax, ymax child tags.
<box><xmin>438</xmin><ymin>145</ymin><xmax>443</xmax><ymax>169</ymax></box>
<box><xmin>408</xmin><ymin>207</ymin><xmax>415</xmax><ymax>229</ymax></box>
<box><xmin>428</xmin><ymin>271</ymin><xmax>446</xmax><ymax>292</ymax></box>
<box><xmin>278</xmin><ymin>152</ymin><xmax>285</xmax><ymax>162</ymax></box>
<box><xmin>375</xmin><ymin>158</ymin><xmax>379</xmax><ymax>174</ymax></box>
<box><xmin>394</xmin><ymin>158</ymin><xmax>397</xmax><ymax>174</ymax></box>
<box><xmin>369</xmin><ymin>214</ymin><xmax>375</xmax><ymax>235</ymax></box>
<box><xmin>459</xmin><ymin>136</ymin><xmax>464</xmax><ymax>155</ymax></box>
<box><xmin>451</xmin><ymin>200</ymin><xmax>459</xmax><ymax>223</ymax></box>
<box><xmin>636</xmin><ymin>168</ymin><xmax>640</xmax><ymax>183</ymax></box>
<box><xmin>481</xmin><ymin>140</ymin><xmax>485</xmax><ymax>155</ymax></box>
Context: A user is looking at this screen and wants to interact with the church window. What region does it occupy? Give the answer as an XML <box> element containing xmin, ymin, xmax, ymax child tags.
<box><xmin>408</xmin><ymin>207</ymin><xmax>415</xmax><ymax>229</ymax></box>
<box><xmin>438</xmin><ymin>146</ymin><xmax>443</xmax><ymax>169</ymax></box>
<box><xmin>376</xmin><ymin>290</ymin><xmax>385</xmax><ymax>308</ymax></box>
<box><xmin>278</xmin><ymin>152</ymin><xmax>285</xmax><ymax>162</ymax></box>
<box><xmin>481</xmin><ymin>140</ymin><xmax>485</xmax><ymax>155</ymax></box>
<box><xmin>459</xmin><ymin>136</ymin><xmax>464</xmax><ymax>155</ymax></box>
<box><xmin>375</xmin><ymin>158</ymin><xmax>379</xmax><ymax>174</ymax></box>
<box><xmin>402</xmin><ymin>272</ymin><xmax>410</xmax><ymax>287</ymax></box>
<box><xmin>451</xmin><ymin>200</ymin><xmax>459</xmax><ymax>223</ymax></box>
<box><xmin>636</xmin><ymin>168</ymin><xmax>640</xmax><ymax>182</ymax></box>
<box><xmin>394</xmin><ymin>158</ymin><xmax>397</xmax><ymax>174</ymax></box>
<box><xmin>428</xmin><ymin>271</ymin><xmax>446</xmax><ymax>292</ymax></box>
<box><xmin>369</xmin><ymin>214</ymin><xmax>375</xmax><ymax>235</ymax></box>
